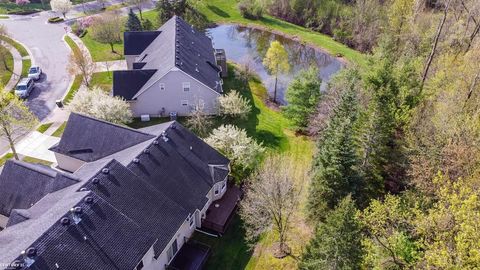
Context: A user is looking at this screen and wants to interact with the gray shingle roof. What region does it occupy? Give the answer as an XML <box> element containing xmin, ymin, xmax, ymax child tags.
<box><xmin>124</xmin><ymin>31</ymin><xmax>161</xmax><ymax>55</ymax></box>
<box><xmin>49</xmin><ymin>113</ymin><xmax>155</xmax><ymax>162</ymax></box>
<box><xmin>0</xmin><ymin>160</ymin><xmax>79</xmax><ymax>216</ymax></box>
<box><xmin>113</xmin><ymin>16</ymin><xmax>223</xmax><ymax>100</ymax></box>
<box><xmin>112</xmin><ymin>69</ymin><xmax>156</xmax><ymax>100</ymax></box>
<box><xmin>0</xmin><ymin>115</ymin><xmax>229</xmax><ymax>269</ymax></box>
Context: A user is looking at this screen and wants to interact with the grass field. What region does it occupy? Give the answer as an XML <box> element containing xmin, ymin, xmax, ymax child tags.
<box><xmin>0</xmin><ymin>2</ymin><xmax>47</xmax><ymax>14</ymax></box>
<box><xmin>80</xmin><ymin>32</ymin><xmax>124</xmax><ymax>62</ymax></box>
<box><xmin>63</xmin><ymin>75</ymin><xmax>83</xmax><ymax>104</ymax></box>
<box><xmin>37</xmin><ymin>122</ymin><xmax>53</xmax><ymax>133</ymax></box>
<box><xmin>22</xmin><ymin>156</ymin><xmax>53</xmax><ymax>166</ymax></box>
<box><xmin>0</xmin><ymin>45</ymin><xmax>13</xmax><ymax>86</ymax></box>
<box><xmin>21</xmin><ymin>59</ymin><xmax>31</xmax><ymax>77</ymax></box>
<box><xmin>0</xmin><ymin>35</ymin><xmax>29</xmax><ymax>57</ymax></box>
<box><xmin>90</xmin><ymin>71</ymin><xmax>113</xmax><ymax>91</ymax></box>
<box><xmin>51</xmin><ymin>122</ymin><xmax>67</xmax><ymax>137</ymax></box>
<box><xmin>64</xmin><ymin>35</ymin><xmax>81</xmax><ymax>57</ymax></box>
<box><xmin>0</xmin><ymin>153</ymin><xmax>13</xmax><ymax>166</ymax></box>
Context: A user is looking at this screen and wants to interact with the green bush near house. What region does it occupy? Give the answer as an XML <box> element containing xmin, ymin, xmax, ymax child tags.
<box><xmin>0</xmin><ymin>2</ymin><xmax>47</xmax><ymax>15</ymax></box>
<box><xmin>37</xmin><ymin>122</ymin><xmax>53</xmax><ymax>133</ymax></box>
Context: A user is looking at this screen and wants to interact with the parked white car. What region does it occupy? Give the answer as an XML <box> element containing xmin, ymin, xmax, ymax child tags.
<box><xmin>28</xmin><ymin>66</ymin><xmax>42</xmax><ymax>80</ymax></box>
<box><xmin>15</xmin><ymin>78</ymin><xmax>35</xmax><ymax>99</ymax></box>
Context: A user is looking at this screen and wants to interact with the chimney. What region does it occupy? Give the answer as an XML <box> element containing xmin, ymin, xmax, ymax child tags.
<box><xmin>70</xmin><ymin>207</ymin><xmax>83</xmax><ymax>224</ymax></box>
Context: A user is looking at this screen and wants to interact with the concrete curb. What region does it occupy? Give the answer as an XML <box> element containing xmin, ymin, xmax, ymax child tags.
<box><xmin>60</xmin><ymin>34</ymin><xmax>77</xmax><ymax>102</ymax></box>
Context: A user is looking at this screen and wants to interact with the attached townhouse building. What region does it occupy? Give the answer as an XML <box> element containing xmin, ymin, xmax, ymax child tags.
<box><xmin>0</xmin><ymin>113</ymin><xmax>237</xmax><ymax>270</ymax></box>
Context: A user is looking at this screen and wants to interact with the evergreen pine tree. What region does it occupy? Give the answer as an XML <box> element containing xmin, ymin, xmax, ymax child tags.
<box><xmin>283</xmin><ymin>66</ymin><xmax>322</xmax><ymax>132</ymax></box>
<box><xmin>307</xmin><ymin>79</ymin><xmax>364</xmax><ymax>221</ymax></box>
<box><xmin>125</xmin><ymin>9</ymin><xmax>143</xmax><ymax>32</ymax></box>
<box><xmin>142</xmin><ymin>18</ymin><xmax>154</xmax><ymax>30</ymax></box>
<box><xmin>300</xmin><ymin>195</ymin><xmax>364</xmax><ymax>270</ymax></box>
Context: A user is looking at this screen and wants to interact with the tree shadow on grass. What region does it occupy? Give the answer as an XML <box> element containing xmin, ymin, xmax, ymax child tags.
<box><xmin>207</xmin><ymin>5</ymin><xmax>230</xmax><ymax>18</ymax></box>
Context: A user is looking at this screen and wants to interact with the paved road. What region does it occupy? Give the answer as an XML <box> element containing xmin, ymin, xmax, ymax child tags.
<box><xmin>2</xmin><ymin>12</ymin><xmax>71</xmax><ymax>121</ymax></box>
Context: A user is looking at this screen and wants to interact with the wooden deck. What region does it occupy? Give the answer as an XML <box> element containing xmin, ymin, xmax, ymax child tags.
<box><xmin>201</xmin><ymin>184</ymin><xmax>242</xmax><ymax>234</ymax></box>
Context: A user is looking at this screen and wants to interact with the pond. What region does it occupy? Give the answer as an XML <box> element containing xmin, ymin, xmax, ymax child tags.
<box><xmin>207</xmin><ymin>25</ymin><xmax>344</xmax><ymax>104</ymax></box>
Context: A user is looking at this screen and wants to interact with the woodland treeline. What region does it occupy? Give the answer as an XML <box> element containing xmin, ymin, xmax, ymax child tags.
<box><xmin>289</xmin><ymin>0</ymin><xmax>480</xmax><ymax>268</ymax></box>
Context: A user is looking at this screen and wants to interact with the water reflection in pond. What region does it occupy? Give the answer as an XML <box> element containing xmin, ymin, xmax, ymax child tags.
<box><xmin>207</xmin><ymin>25</ymin><xmax>344</xmax><ymax>104</ymax></box>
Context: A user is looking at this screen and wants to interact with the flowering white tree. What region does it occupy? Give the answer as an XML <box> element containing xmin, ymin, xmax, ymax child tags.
<box><xmin>50</xmin><ymin>0</ymin><xmax>73</xmax><ymax>18</ymax></box>
<box><xmin>68</xmin><ymin>87</ymin><xmax>133</xmax><ymax>124</ymax></box>
<box><xmin>204</xmin><ymin>124</ymin><xmax>264</xmax><ymax>181</ymax></box>
<box><xmin>217</xmin><ymin>90</ymin><xmax>252</xmax><ymax>119</ymax></box>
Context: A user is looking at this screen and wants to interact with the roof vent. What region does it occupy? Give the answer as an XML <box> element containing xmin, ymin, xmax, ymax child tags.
<box><xmin>196</xmin><ymin>67</ymin><xmax>199</xmax><ymax>72</ymax></box>
<box><xmin>84</xmin><ymin>196</ymin><xmax>94</xmax><ymax>204</ymax></box>
<box><xmin>102</xmin><ymin>168</ymin><xmax>109</xmax><ymax>174</ymax></box>
<box><xmin>79</xmin><ymin>187</ymin><xmax>87</xmax><ymax>191</ymax></box>
<box><xmin>143</xmin><ymin>148</ymin><xmax>150</xmax><ymax>154</ymax></box>
<box><xmin>133</xmin><ymin>158</ymin><xmax>140</xmax><ymax>164</ymax></box>
<box><xmin>20</xmin><ymin>248</ymin><xmax>36</xmax><ymax>267</ymax></box>
<box><xmin>92</xmin><ymin>178</ymin><xmax>100</xmax><ymax>184</ymax></box>
<box><xmin>190</xmin><ymin>146</ymin><xmax>193</xmax><ymax>151</ymax></box>
<box><xmin>60</xmin><ymin>217</ymin><xmax>70</xmax><ymax>226</ymax></box>
<box><xmin>171</xmin><ymin>123</ymin><xmax>176</xmax><ymax>129</ymax></box>
<box><xmin>26</xmin><ymin>247</ymin><xmax>37</xmax><ymax>258</ymax></box>
<box><xmin>55</xmin><ymin>263</ymin><xmax>60</xmax><ymax>269</ymax></box>
<box><xmin>71</xmin><ymin>207</ymin><xmax>82</xmax><ymax>224</ymax></box>
<box><xmin>11</xmin><ymin>260</ymin><xmax>23</xmax><ymax>269</ymax></box>
<box><xmin>153</xmin><ymin>140</ymin><xmax>159</xmax><ymax>145</ymax></box>
<box><xmin>160</xmin><ymin>131</ymin><xmax>169</xmax><ymax>142</ymax></box>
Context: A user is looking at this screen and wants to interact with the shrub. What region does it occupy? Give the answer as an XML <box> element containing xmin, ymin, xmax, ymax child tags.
<box><xmin>217</xmin><ymin>90</ymin><xmax>251</xmax><ymax>119</ymax></box>
<box><xmin>238</xmin><ymin>0</ymin><xmax>263</xmax><ymax>19</ymax></box>
<box><xmin>48</xmin><ymin>16</ymin><xmax>64</xmax><ymax>23</ymax></box>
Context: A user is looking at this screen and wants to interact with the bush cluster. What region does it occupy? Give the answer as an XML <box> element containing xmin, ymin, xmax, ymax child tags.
<box><xmin>238</xmin><ymin>0</ymin><xmax>263</xmax><ymax>20</ymax></box>
<box><xmin>48</xmin><ymin>16</ymin><xmax>64</xmax><ymax>23</ymax></box>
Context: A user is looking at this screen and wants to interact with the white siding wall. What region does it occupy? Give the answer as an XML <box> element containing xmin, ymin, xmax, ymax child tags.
<box><xmin>130</xmin><ymin>70</ymin><xmax>220</xmax><ymax>117</ymax></box>
<box><xmin>142</xmin><ymin>214</ymin><xmax>198</xmax><ymax>270</ymax></box>
<box><xmin>54</xmin><ymin>153</ymin><xmax>85</xmax><ymax>173</ymax></box>
<box><xmin>126</xmin><ymin>55</ymin><xmax>139</xmax><ymax>70</ymax></box>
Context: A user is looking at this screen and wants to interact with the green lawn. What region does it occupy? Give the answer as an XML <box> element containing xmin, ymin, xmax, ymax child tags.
<box><xmin>0</xmin><ymin>45</ymin><xmax>13</xmax><ymax>86</ymax></box>
<box><xmin>0</xmin><ymin>153</ymin><xmax>13</xmax><ymax>166</ymax></box>
<box><xmin>21</xmin><ymin>59</ymin><xmax>31</xmax><ymax>77</ymax></box>
<box><xmin>90</xmin><ymin>71</ymin><xmax>113</xmax><ymax>92</ymax></box>
<box><xmin>51</xmin><ymin>122</ymin><xmax>67</xmax><ymax>137</ymax></box>
<box><xmin>192</xmin><ymin>215</ymin><xmax>254</xmax><ymax>270</ymax></box>
<box><xmin>63</xmin><ymin>75</ymin><xmax>83</xmax><ymax>104</ymax></box>
<box><xmin>0</xmin><ymin>2</ymin><xmax>47</xmax><ymax>14</ymax></box>
<box><xmin>37</xmin><ymin>122</ymin><xmax>53</xmax><ymax>133</ymax></box>
<box><xmin>64</xmin><ymin>35</ymin><xmax>81</xmax><ymax>57</ymax></box>
<box><xmin>22</xmin><ymin>156</ymin><xmax>53</xmax><ymax>166</ymax></box>
<box><xmin>80</xmin><ymin>33</ymin><xmax>123</xmax><ymax>62</ymax></box>
<box><xmin>0</xmin><ymin>35</ymin><xmax>29</xmax><ymax>57</ymax></box>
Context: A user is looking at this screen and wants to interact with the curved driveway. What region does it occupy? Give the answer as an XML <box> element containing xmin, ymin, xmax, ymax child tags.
<box><xmin>2</xmin><ymin>12</ymin><xmax>71</xmax><ymax>120</ymax></box>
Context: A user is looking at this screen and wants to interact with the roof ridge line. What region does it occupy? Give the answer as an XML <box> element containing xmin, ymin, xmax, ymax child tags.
<box><xmin>8</xmin><ymin>160</ymin><xmax>57</xmax><ymax>178</ymax></box>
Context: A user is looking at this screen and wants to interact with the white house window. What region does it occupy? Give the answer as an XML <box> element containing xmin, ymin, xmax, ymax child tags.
<box><xmin>159</xmin><ymin>83</ymin><xmax>165</xmax><ymax>91</ymax></box>
<box><xmin>181</xmin><ymin>100</ymin><xmax>188</xmax><ymax>106</ymax></box>
<box><xmin>189</xmin><ymin>215</ymin><xmax>195</xmax><ymax>228</ymax></box>
<box><xmin>182</xmin><ymin>82</ymin><xmax>190</xmax><ymax>91</ymax></box>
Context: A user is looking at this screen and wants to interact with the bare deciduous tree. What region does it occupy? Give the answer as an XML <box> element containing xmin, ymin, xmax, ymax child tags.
<box><xmin>239</xmin><ymin>155</ymin><xmax>301</xmax><ymax>258</ymax></box>
<box><xmin>127</xmin><ymin>0</ymin><xmax>150</xmax><ymax>19</ymax></box>
<box><xmin>185</xmin><ymin>99</ymin><xmax>212</xmax><ymax>137</ymax></box>
<box><xmin>0</xmin><ymin>91</ymin><xmax>38</xmax><ymax>160</ymax></box>
<box><xmin>90</xmin><ymin>13</ymin><xmax>123</xmax><ymax>53</ymax></box>
<box><xmin>68</xmin><ymin>49</ymin><xmax>95</xmax><ymax>87</ymax></box>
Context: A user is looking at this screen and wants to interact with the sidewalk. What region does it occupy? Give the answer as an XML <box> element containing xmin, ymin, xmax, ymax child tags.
<box><xmin>1</xmin><ymin>41</ymin><xmax>22</xmax><ymax>91</ymax></box>
<box><xmin>15</xmin><ymin>131</ymin><xmax>59</xmax><ymax>163</ymax></box>
<box><xmin>94</xmin><ymin>60</ymin><xmax>126</xmax><ymax>72</ymax></box>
